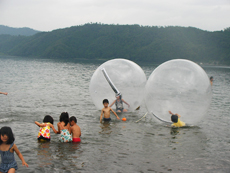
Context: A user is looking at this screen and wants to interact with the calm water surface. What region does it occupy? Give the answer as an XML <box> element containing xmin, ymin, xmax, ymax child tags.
<box><xmin>0</xmin><ymin>56</ymin><xmax>230</xmax><ymax>173</ymax></box>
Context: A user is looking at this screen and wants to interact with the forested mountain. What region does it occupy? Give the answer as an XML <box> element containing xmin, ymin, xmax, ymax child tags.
<box><xmin>0</xmin><ymin>23</ymin><xmax>230</xmax><ymax>65</ymax></box>
<box><xmin>0</xmin><ymin>25</ymin><xmax>39</xmax><ymax>36</ymax></box>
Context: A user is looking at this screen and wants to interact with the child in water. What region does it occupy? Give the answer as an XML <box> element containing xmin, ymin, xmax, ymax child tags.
<box><xmin>35</xmin><ymin>115</ymin><xmax>56</xmax><ymax>142</ymax></box>
<box><xmin>169</xmin><ymin>111</ymin><xmax>185</xmax><ymax>127</ymax></box>
<box><xmin>69</xmin><ymin>116</ymin><xmax>81</xmax><ymax>143</ymax></box>
<box><xmin>210</xmin><ymin>76</ymin><xmax>214</xmax><ymax>86</ymax></box>
<box><xmin>0</xmin><ymin>126</ymin><xmax>28</xmax><ymax>172</ymax></box>
<box><xmin>100</xmin><ymin>99</ymin><xmax>120</xmax><ymax>123</ymax></box>
<box><xmin>109</xmin><ymin>94</ymin><xmax>130</xmax><ymax>112</ymax></box>
<box><xmin>50</xmin><ymin>112</ymin><xmax>72</xmax><ymax>143</ymax></box>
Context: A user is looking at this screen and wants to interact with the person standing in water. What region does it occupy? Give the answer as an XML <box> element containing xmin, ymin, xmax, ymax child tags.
<box><xmin>49</xmin><ymin>112</ymin><xmax>72</xmax><ymax>143</ymax></box>
<box><xmin>0</xmin><ymin>92</ymin><xmax>8</xmax><ymax>95</ymax></box>
<box><xmin>69</xmin><ymin>116</ymin><xmax>81</xmax><ymax>143</ymax></box>
<box><xmin>210</xmin><ymin>76</ymin><xmax>214</xmax><ymax>86</ymax></box>
<box><xmin>100</xmin><ymin>99</ymin><xmax>120</xmax><ymax>123</ymax></box>
<box><xmin>35</xmin><ymin>115</ymin><xmax>56</xmax><ymax>142</ymax></box>
<box><xmin>0</xmin><ymin>126</ymin><xmax>29</xmax><ymax>172</ymax></box>
<box><xmin>109</xmin><ymin>94</ymin><xmax>130</xmax><ymax>112</ymax></box>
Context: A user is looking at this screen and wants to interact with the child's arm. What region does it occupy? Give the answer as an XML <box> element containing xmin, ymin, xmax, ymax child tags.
<box><xmin>109</xmin><ymin>100</ymin><xmax>116</xmax><ymax>107</ymax></box>
<box><xmin>100</xmin><ymin>109</ymin><xmax>104</xmax><ymax>123</ymax></box>
<box><xmin>169</xmin><ymin>111</ymin><xmax>181</xmax><ymax>118</ymax></box>
<box><xmin>56</xmin><ymin>122</ymin><xmax>63</xmax><ymax>134</ymax></box>
<box><xmin>79</xmin><ymin>128</ymin><xmax>81</xmax><ymax>137</ymax></box>
<box><xmin>111</xmin><ymin>108</ymin><xmax>120</xmax><ymax>120</ymax></box>
<box><xmin>122</xmin><ymin>99</ymin><xmax>130</xmax><ymax>107</ymax></box>
<box><xmin>35</xmin><ymin>121</ymin><xmax>46</xmax><ymax>127</ymax></box>
<box><xmin>69</xmin><ymin>126</ymin><xmax>72</xmax><ymax>135</ymax></box>
<box><xmin>176</xmin><ymin>113</ymin><xmax>181</xmax><ymax>118</ymax></box>
<box><xmin>0</xmin><ymin>92</ymin><xmax>8</xmax><ymax>95</ymax></box>
<box><xmin>47</xmin><ymin>124</ymin><xmax>59</xmax><ymax>134</ymax></box>
<box><xmin>13</xmin><ymin>144</ymin><xmax>29</xmax><ymax>167</ymax></box>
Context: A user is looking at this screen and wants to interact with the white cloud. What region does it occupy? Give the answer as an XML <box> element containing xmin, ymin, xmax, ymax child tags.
<box><xmin>0</xmin><ymin>0</ymin><xmax>229</xmax><ymax>31</ymax></box>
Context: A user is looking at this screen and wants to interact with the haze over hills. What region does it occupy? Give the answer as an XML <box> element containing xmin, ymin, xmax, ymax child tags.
<box><xmin>0</xmin><ymin>23</ymin><xmax>230</xmax><ymax>65</ymax></box>
<box><xmin>0</xmin><ymin>25</ymin><xmax>40</xmax><ymax>36</ymax></box>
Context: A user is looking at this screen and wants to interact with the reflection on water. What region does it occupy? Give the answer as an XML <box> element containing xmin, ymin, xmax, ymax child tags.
<box><xmin>99</xmin><ymin>122</ymin><xmax>112</xmax><ymax>135</ymax></box>
<box><xmin>170</xmin><ymin>127</ymin><xmax>180</xmax><ymax>136</ymax></box>
<box><xmin>0</xmin><ymin>56</ymin><xmax>230</xmax><ymax>172</ymax></box>
<box><xmin>37</xmin><ymin>142</ymin><xmax>52</xmax><ymax>167</ymax></box>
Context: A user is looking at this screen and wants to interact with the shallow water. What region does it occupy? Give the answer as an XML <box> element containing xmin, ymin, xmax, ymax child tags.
<box><xmin>0</xmin><ymin>56</ymin><xmax>230</xmax><ymax>172</ymax></box>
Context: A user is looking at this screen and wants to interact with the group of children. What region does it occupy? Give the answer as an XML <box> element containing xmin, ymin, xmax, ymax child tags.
<box><xmin>0</xmin><ymin>112</ymin><xmax>81</xmax><ymax>172</ymax></box>
<box><xmin>100</xmin><ymin>99</ymin><xmax>186</xmax><ymax>128</ymax></box>
<box><xmin>35</xmin><ymin>112</ymin><xmax>81</xmax><ymax>143</ymax></box>
<box><xmin>0</xmin><ymin>92</ymin><xmax>186</xmax><ymax>172</ymax></box>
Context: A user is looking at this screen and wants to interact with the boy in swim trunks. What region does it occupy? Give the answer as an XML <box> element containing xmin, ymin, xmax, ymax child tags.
<box><xmin>100</xmin><ymin>99</ymin><xmax>120</xmax><ymax>123</ymax></box>
<box><xmin>69</xmin><ymin>116</ymin><xmax>81</xmax><ymax>143</ymax></box>
<box><xmin>169</xmin><ymin>111</ymin><xmax>185</xmax><ymax>127</ymax></box>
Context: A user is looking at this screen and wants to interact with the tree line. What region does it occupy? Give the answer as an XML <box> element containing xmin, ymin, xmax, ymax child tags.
<box><xmin>0</xmin><ymin>23</ymin><xmax>230</xmax><ymax>65</ymax></box>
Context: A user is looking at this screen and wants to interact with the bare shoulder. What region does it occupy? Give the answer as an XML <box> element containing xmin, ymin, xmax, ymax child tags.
<box><xmin>71</xmin><ymin>125</ymin><xmax>76</xmax><ymax>130</ymax></box>
<box><xmin>11</xmin><ymin>143</ymin><xmax>17</xmax><ymax>151</ymax></box>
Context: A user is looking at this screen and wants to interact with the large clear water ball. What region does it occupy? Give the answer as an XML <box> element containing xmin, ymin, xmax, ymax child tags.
<box><xmin>145</xmin><ymin>59</ymin><xmax>212</xmax><ymax>124</ymax></box>
<box><xmin>89</xmin><ymin>59</ymin><xmax>147</xmax><ymax>111</ymax></box>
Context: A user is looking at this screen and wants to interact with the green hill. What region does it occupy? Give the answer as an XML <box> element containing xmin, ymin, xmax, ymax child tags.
<box><xmin>0</xmin><ymin>23</ymin><xmax>230</xmax><ymax>65</ymax></box>
<box><xmin>0</xmin><ymin>25</ymin><xmax>40</xmax><ymax>36</ymax></box>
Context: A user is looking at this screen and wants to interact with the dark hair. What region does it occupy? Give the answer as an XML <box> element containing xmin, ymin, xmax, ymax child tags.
<box><xmin>43</xmin><ymin>115</ymin><xmax>54</xmax><ymax>124</ymax></box>
<box><xmin>70</xmin><ymin>116</ymin><xmax>77</xmax><ymax>123</ymax></box>
<box><xmin>0</xmin><ymin>126</ymin><xmax>15</xmax><ymax>144</ymax></box>
<box><xmin>116</xmin><ymin>93</ymin><xmax>122</xmax><ymax>99</ymax></box>
<box><xmin>171</xmin><ymin>115</ymin><xmax>178</xmax><ymax>123</ymax></box>
<box><xmin>210</xmin><ymin>76</ymin><xmax>213</xmax><ymax>80</ymax></box>
<box><xmin>59</xmin><ymin>112</ymin><xmax>69</xmax><ymax>126</ymax></box>
<box><xmin>103</xmin><ymin>99</ymin><xmax>109</xmax><ymax>104</ymax></box>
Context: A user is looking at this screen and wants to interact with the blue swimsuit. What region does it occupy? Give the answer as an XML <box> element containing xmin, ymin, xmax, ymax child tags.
<box><xmin>0</xmin><ymin>142</ymin><xmax>18</xmax><ymax>173</ymax></box>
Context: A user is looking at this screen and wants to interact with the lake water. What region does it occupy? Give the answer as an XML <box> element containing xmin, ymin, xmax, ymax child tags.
<box><xmin>0</xmin><ymin>56</ymin><xmax>230</xmax><ymax>173</ymax></box>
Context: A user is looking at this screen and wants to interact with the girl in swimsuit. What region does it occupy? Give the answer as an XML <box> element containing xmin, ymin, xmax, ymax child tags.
<box><xmin>0</xmin><ymin>126</ymin><xmax>28</xmax><ymax>173</ymax></box>
<box><xmin>50</xmin><ymin>112</ymin><xmax>72</xmax><ymax>142</ymax></box>
<box><xmin>109</xmin><ymin>95</ymin><xmax>130</xmax><ymax>112</ymax></box>
<box><xmin>35</xmin><ymin>115</ymin><xmax>55</xmax><ymax>142</ymax></box>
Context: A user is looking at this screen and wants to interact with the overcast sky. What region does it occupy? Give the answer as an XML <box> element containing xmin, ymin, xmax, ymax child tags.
<box><xmin>0</xmin><ymin>0</ymin><xmax>230</xmax><ymax>32</ymax></box>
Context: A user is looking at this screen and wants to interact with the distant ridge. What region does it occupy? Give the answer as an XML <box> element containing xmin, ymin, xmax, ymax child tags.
<box><xmin>0</xmin><ymin>25</ymin><xmax>40</xmax><ymax>36</ymax></box>
<box><xmin>0</xmin><ymin>23</ymin><xmax>230</xmax><ymax>65</ymax></box>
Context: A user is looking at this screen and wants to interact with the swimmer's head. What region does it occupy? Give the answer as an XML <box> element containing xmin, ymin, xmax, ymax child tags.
<box><xmin>70</xmin><ymin>116</ymin><xmax>77</xmax><ymax>123</ymax></box>
<box><xmin>116</xmin><ymin>96</ymin><xmax>120</xmax><ymax>99</ymax></box>
<box><xmin>116</xmin><ymin>93</ymin><xmax>122</xmax><ymax>99</ymax></box>
<box><xmin>60</xmin><ymin>112</ymin><xmax>69</xmax><ymax>126</ymax></box>
<box><xmin>103</xmin><ymin>99</ymin><xmax>109</xmax><ymax>104</ymax></box>
<box><xmin>210</xmin><ymin>76</ymin><xmax>213</xmax><ymax>81</ymax></box>
<box><xmin>0</xmin><ymin>126</ymin><xmax>15</xmax><ymax>144</ymax></box>
<box><xmin>43</xmin><ymin>115</ymin><xmax>54</xmax><ymax>124</ymax></box>
<box><xmin>103</xmin><ymin>99</ymin><xmax>109</xmax><ymax>107</ymax></box>
<box><xmin>171</xmin><ymin>115</ymin><xmax>178</xmax><ymax>123</ymax></box>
